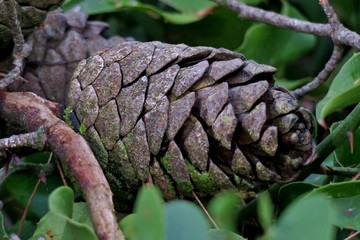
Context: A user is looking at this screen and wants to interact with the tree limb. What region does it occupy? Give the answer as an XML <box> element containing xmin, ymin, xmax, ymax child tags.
<box><xmin>291</xmin><ymin>44</ymin><xmax>344</xmax><ymax>97</ymax></box>
<box><xmin>0</xmin><ymin>91</ymin><xmax>124</xmax><ymax>240</ymax></box>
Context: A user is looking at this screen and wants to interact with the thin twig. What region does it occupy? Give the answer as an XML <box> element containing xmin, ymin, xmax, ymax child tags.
<box><xmin>215</xmin><ymin>0</ymin><xmax>360</xmax><ymax>50</ymax></box>
<box><xmin>319</xmin><ymin>0</ymin><xmax>340</xmax><ymax>26</ymax></box>
<box><xmin>291</xmin><ymin>45</ymin><xmax>344</xmax><ymax>97</ymax></box>
<box><xmin>215</xmin><ymin>0</ymin><xmax>331</xmax><ymax>36</ymax></box>
<box><xmin>312</xmin><ymin>166</ymin><xmax>360</xmax><ymax>177</ymax></box>
<box><xmin>0</xmin><ymin>0</ymin><xmax>32</xmax><ymax>90</ymax></box>
<box><xmin>344</xmin><ymin>230</ymin><xmax>360</xmax><ymax>240</ymax></box>
<box><xmin>0</xmin><ymin>72</ymin><xmax>28</xmax><ymax>83</ymax></box>
<box><xmin>56</xmin><ymin>158</ymin><xmax>68</xmax><ymax>186</ymax></box>
<box><xmin>17</xmin><ymin>153</ymin><xmax>53</xmax><ymax>236</ymax></box>
<box><xmin>0</xmin><ymin>127</ymin><xmax>46</xmax><ymax>151</ymax></box>
<box><xmin>192</xmin><ymin>191</ymin><xmax>219</xmax><ymax>229</ymax></box>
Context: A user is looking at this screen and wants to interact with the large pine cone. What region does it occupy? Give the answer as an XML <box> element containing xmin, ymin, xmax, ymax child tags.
<box><xmin>7</xmin><ymin>10</ymin><xmax>127</xmax><ymax>102</ymax></box>
<box><xmin>65</xmin><ymin>41</ymin><xmax>315</xmax><ymax>210</ymax></box>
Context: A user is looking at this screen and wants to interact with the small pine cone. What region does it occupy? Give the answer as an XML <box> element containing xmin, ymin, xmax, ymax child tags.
<box><xmin>7</xmin><ymin>10</ymin><xmax>128</xmax><ymax>102</ymax></box>
<box><xmin>65</xmin><ymin>41</ymin><xmax>315</xmax><ymax>210</ymax></box>
<box><xmin>0</xmin><ymin>0</ymin><xmax>63</xmax><ymax>53</ymax></box>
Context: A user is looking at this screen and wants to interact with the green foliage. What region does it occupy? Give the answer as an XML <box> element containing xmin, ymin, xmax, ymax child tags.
<box><xmin>119</xmin><ymin>185</ymin><xmax>246</xmax><ymax>240</ymax></box>
<box><xmin>316</xmin><ymin>53</ymin><xmax>360</xmax><ymax>123</ymax></box>
<box><xmin>332</xmin><ymin>123</ymin><xmax>360</xmax><ymax>169</ymax></box>
<box><xmin>207</xmin><ymin>191</ymin><xmax>243</xmax><ymax>232</ymax></box>
<box><xmin>31</xmin><ymin>186</ymin><xmax>97</xmax><ymax>240</ymax></box>
<box><xmin>62</xmin><ymin>0</ymin><xmax>214</xmax><ymax>24</ymax></box>
<box><xmin>259</xmin><ymin>194</ymin><xmax>335</xmax><ymax>240</ymax></box>
<box><xmin>239</xmin><ymin>2</ymin><xmax>316</xmax><ymax>72</ymax></box>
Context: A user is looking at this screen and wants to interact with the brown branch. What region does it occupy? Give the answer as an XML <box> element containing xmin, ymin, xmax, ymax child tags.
<box><xmin>215</xmin><ymin>0</ymin><xmax>360</xmax><ymax>50</ymax></box>
<box><xmin>0</xmin><ymin>0</ymin><xmax>32</xmax><ymax>90</ymax></box>
<box><xmin>319</xmin><ymin>0</ymin><xmax>340</xmax><ymax>26</ymax></box>
<box><xmin>215</xmin><ymin>0</ymin><xmax>331</xmax><ymax>36</ymax></box>
<box><xmin>291</xmin><ymin>44</ymin><xmax>344</xmax><ymax>97</ymax></box>
<box><xmin>0</xmin><ymin>91</ymin><xmax>124</xmax><ymax>240</ymax></box>
<box><xmin>0</xmin><ymin>127</ymin><xmax>46</xmax><ymax>150</ymax></box>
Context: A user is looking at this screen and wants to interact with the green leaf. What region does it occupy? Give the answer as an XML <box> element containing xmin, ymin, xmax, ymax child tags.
<box><xmin>165</xmin><ymin>200</ymin><xmax>209</xmax><ymax>240</ymax></box>
<box><xmin>260</xmin><ymin>194</ymin><xmax>335</xmax><ymax>240</ymax></box>
<box><xmin>32</xmin><ymin>212</ymin><xmax>97</xmax><ymax>240</ymax></box>
<box><xmin>62</xmin><ymin>0</ymin><xmax>205</xmax><ymax>24</ymax></box>
<box><xmin>72</xmin><ymin>203</ymin><xmax>93</xmax><ymax>228</ymax></box>
<box><xmin>307</xmin><ymin>181</ymin><xmax>360</xmax><ymax>231</ymax></box>
<box><xmin>309</xmin><ymin>181</ymin><xmax>360</xmax><ymax>199</ymax></box>
<box><xmin>207</xmin><ymin>191</ymin><xmax>243</xmax><ymax>232</ymax></box>
<box><xmin>1</xmin><ymin>173</ymin><xmax>63</xmax><ymax>219</ymax></box>
<box><xmin>119</xmin><ymin>214</ymin><xmax>137</xmax><ymax>239</ymax></box>
<box><xmin>239</xmin><ymin>0</ymin><xmax>263</xmax><ymax>5</ymax></box>
<box><xmin>316</xmin><ymin>53</ymin><xmax>360</xmax><ymax>122</ymax></box>
<box><xmin>331</xmin><ymin>123</ymin><xmax>360</xmax><ymax>167</ymax></box>
<box><xmin>275</xmin><ymin>78</ymin><xmax>311</xmax><ymax>90</ymax></box>
<box><xmin>32</xmin><ymin>186</ymin><xmax>97</xmax><ymax>240</ymax></box>
<box><xmin>160</xmin><ymin>0</ymin><xmax>216</xmax><ymax>14</ymax></box>
<box><xmin>207</xmin><ymin>229</ymin><xmax>246</xmax><ymax>240</ymax></box>
<box><xmin>48</xmin><ymin>186</ymin><xmax>74</xmax><ymax>218</ymax></box>
<box><xmin>257</xmin><ymin>192</ymin><xmax>273</xmax><ymax>230</ymax></box>
<box><xmin>239</xmin><ymin>2</ymin><xmax>316</xmax><ymax>68</ymax></box>
<box><xmin>278</xmin><ymin>182</ymin><xmax>319</xmax><ymax>209</ymax></box>
<box><xmin>133</xmin><ymin>185</ymin><xmax>165</xmax><ymax>240</ymax></box>
<box><xmin>165</xmin><ymin>7</ymin><xmax>251</xmax><ymax>49</ymax></box>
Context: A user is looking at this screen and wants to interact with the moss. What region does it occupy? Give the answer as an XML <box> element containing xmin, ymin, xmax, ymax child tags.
<box><xmin>185</xmin><ymin>160</ymin><xmax>217</xmax><ymax>195</ymax></box>
<box><xmin>165</xmin><ymin>175</ymin><xmax>175</xmax><ymax>193</ymax></box>
<box><xmin>63</xmin><ymin>107</ymin><xmax>74</xmax><ymax>129</ymax></box>
<box><xmin>160</xmin><ymin>152</ymin><xmax>171</xmax><ymax>170</ymax></box>
<box><xmin>79</xmin><ymin>123</ymin><xmax>87</xmax><ymax>135</ymax></box>
<box><xmin>177</xmin><ymin>180</ymin><xmax>193</xmax><ymax>193</ymax></box>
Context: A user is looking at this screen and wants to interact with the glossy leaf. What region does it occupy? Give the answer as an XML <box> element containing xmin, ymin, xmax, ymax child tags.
<box><xmin>119</xmin><ymin>214</ymin><xmax>137</xmax><ymax>239</ymax></box>
<box><xmin>160</xmin><ymin>0</ymin><xmax>216</xmax><ymax>14</ymax></box>
<box><xmin>165</xmin><ymin>200</ymin><xmax>209</xmax><ymax>240</ymax></box>
<box><xmin>207</xmin><ymin>229</ymin><xmax>246</xmax><ymax>240</ymax></box>
<box><xmin>207</xmin><ymin>191</ymin><xmax>243</xmax><ymax>232</ymax></box>
<box><xmin>48</xmin><ymin>186</ymin><xmax>74</xmax><ymax>218</ymax></box>
<box><xmin>278</xmin><ymin>182</ymin><xmax>319</xmax><ymax>209</ymax></box>
<box><xmin>72</xmin><ymin>203</ymin><xmax>93</xmax><ymax>228</ymax></box>
<box><xmin>275</xmin><ymin>78</ymin><xmax>311</xmax><ymax>90</ymax></box>
<box><xmin>62</xmin><ymin>0</ymin><xmax>205</xmax><ymax>24</ymax></box>
<box><xmin>133</xmin><ymin>185</ymin><xmax>165</xmax><ymax>240</ymax></box>
<box><xmin>307</xmin><ymin>181</ymin><xmax>360</xmax><ymax>231</ymax></box>
<box><xmin>32</xmin><ymin>212</ymin><xmax>97</xmax><ymax>240</ymax></box>
<box><xmin>260</xmin><ymin>194</ymin><xmax>335</xmax><ymax>240</ymax></box>
<box><xmin>257</xmin><ymin>192</ymin><xmax>274</xmax><ymax>230</ymax></box>
<box><xmin>240</xmin><ymin>0</ymin><xmax>263</xmax><ymax>5</ymax></box>
<box><xmin>331</xmin><ymin>123</ymin><xmax>360</xmax><ymax>167</ymax></box>
<box><xmin>316</xmin><ymin>53</ymin><xmax>360</xmax><ymax>123</ymax></box>
<box><xmin>1</xmin><ymin>173</ymin><xmax>63</xmax><ymax>219</ymax></box>
<box><xmin>32</xmin><ymin>186</ymin><xmax>97</xmax><ymax>240</ymax></box>
<box><xmin>239</xmin><ymin>2</ymin><xmax>316</xmax><ymax>68</ymax></box>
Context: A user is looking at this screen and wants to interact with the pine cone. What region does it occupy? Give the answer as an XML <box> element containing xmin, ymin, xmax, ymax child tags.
<box><xmin>7</xmin><ymin>10</ymin><xmax>128</xmax><ymax>102</ymax></box>
<box><xmin>0</xmin><ymin>0</ymin><xmax>63</xmax><ymax>53</ymax></box>
<box><xmin>65</xmin><ymin>41</ymin><xmax>315</xmax><ymax>210</ymax></box>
